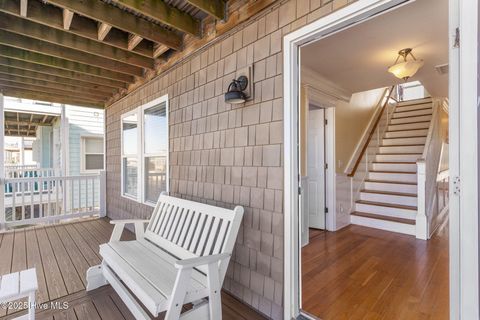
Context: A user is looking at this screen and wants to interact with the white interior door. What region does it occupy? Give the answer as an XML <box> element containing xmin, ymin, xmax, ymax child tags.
<box><xmin>307</xmin><ymin>107</ymin><xmax>326</xmax><ymax>229</ymax></box>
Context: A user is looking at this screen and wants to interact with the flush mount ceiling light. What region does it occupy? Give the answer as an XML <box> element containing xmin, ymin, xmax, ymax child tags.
<box><xmin>225</xmin><ymin>76</ymin><xmax>248</xmax><ymax>104</ymax></box>
<box><xmin>388</xmin><ymin>48</ymin><xmax>424</xmax><ymax>81</ymax></box>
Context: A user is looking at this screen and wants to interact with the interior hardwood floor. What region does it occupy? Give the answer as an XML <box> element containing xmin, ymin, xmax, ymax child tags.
<box><xmin>0</xmin><ymin>218</ymin><xmax>266</xmax><ymax>320</ymax></box>
<box><xmin>302</xmin><ymin>222</ymin><xmax>449</xmax><ymax>320</ymax></box>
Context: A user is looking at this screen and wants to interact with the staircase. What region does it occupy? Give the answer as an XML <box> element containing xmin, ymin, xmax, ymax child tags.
<box><xmin>351</xmin><ymin>97</ymin><xmax>433</xmax><ymax>236</ymax></box>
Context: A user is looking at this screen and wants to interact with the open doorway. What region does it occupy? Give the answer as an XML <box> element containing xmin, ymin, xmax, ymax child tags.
<box><xmin>287</xmin><ymin>0</ymin><xmax>454</xmax><ymax>318</ymax></box>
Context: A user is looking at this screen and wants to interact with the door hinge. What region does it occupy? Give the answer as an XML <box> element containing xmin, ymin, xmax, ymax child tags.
<box><xmin>454</xmin><ymin>27</ymin><xmax>460</xmax><ymax>48</ymax></box>
<box><xmin>325</xmin><ymin>119</ymin><xmax>328</xmax><ymax>125</ymax></box>
<box><xmin>298</xmin><ymin>187</ymin><xmax>302</xmax><ymax>195</ymax></box>
<box><xmin>325</xmin><ymin>163</ymin><xmax>328</xmax><ymax>170</ymax></box>
<box><xmin>324</xmin><ymin>207</ymin><xmax>328</xmax><ymax>213</ymax></box>
<box><xmin>453</xmin><ymin>176</ymin><xmax>460</xmax><ymax>195</ymax></box>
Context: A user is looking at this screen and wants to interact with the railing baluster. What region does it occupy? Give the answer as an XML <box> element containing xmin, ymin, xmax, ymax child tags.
<box><xmin>39</xmin><ymin>176</ymin><xmax>43</xmax><ymax>218</ymax></box>
<box><xmin>21</xmin><ymin>181</ymin><xmax>25</xmax><ymax>221</ymax></box>
<box><xmin>12</xmin><ymin>181</ymin><xmax>16</xmax><ymax>221</ymax></box>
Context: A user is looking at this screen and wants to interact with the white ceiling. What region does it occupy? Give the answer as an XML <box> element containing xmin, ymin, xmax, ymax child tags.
<box><xmin>301</xmin><ymin>0</ymin><xmax>449</xmax><ymax>97</ymax></box>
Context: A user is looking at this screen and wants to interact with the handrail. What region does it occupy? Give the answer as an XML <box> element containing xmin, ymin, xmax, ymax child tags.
<box><xmin>347</xmin><ymin>85</ymin><xmax>395</xmax><ymax>177</ymax></box>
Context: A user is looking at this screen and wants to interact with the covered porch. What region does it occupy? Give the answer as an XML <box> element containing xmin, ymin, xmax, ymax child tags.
<box><xmin>0</xmin><ymin>218</ymin><xmax>266</xmax><ymax>320</ymax></box>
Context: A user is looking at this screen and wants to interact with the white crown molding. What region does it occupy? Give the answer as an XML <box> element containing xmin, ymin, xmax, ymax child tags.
<box><xmin>301</xmin><ymin>67</ymin><xmax>352</xmax><ymax>104</ymax></box>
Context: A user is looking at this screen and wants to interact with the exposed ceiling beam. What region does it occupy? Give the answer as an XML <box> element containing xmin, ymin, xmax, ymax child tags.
<box><xmin>98</xmin><ymin>22</ymin><xmax>112</xmax><ymax>41</ymax></box>
<box><xmin>0</xmin><ymin>30</ymin><xmax>144</xmax><ymax>77</ymax></box>
<box><xmin>128</xmin><ymin>34</ymin><xmax>143</xmax><ymax>51</ymax></box>
<box><xmin>112</xmin><ymin>0</ymin><xmax>200</xmax><ymax>36</ymax></box>
<box><xmin>0</xmin><ymin>65</ymin><xmax>115</xmax><ymax>95</ymax></box>
<box><xmin>0</xmin><ymin>80</ymin><xmax>107</xmax><ymax>102</ymax></box>
<box><xmin>0</xmin><ymin>87</ymin><xmax>104</xmax><ymax>108</ymax></box>
<box><xmin>0</xmin><ymin>0</ymin><xmax>154</xmax><ymax>58</ymax></box>
<box><xmin>185</xmin><ymin>0</ymin><xmax>225</xmax><ymax>21</ymax></box>
<box><xmin>0</xmin><ymin>56</ymin><xmax>127</xmax><ymax>89</ymax></box>
<box><xmin>6</xmin><ymin>120</ymin><xmax>52</xmax><ymax>126</ymax></box>
<box><xmin>0</xmin><ymin>74</ymin><xmax>110</xmax><ymax>100</ymax></box>
<box><xmin>19</xmin><ymin>0</ymin><xmax>27</xmax><ymax>16</ymax></box>
<box><xmin>44</xmin><ymin>0</ymin><xmax>183</xmax><ymax>50</ymax></box>
<box><xmin>0</xmin><ymin>13</ymin><xmax>154</xmax><ymax>69</ymax></box>
<box><xmin>153</xmin><ymin>44</ymin><xmax>169</xmax><ymax>59</ymax></box>
<box><xmin>62</xmin><ymin>8</ymin><xmax>73</xmax><ymax>30</ymax></box>
<box><xmin>0</xmin><ymin>44</ymin><xmax>135</xmax><ymax>83</ymax></box>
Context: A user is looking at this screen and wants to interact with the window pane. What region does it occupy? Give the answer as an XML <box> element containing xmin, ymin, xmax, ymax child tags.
<box><xmin>122</xmin><ymin>114</ymin><xmax>138</xmax><ymax>155</ymax></box>
<box><xmin>144</xmin><ymin>102</ymin><xmax>167</xmax><ymax>155</ymax></box>
<box><xmin>85</xmin><ymin>154</ymin><xmax>104</xmax><ymax>170</ymax></box>
<box><xmin>123</xmin><ymin>157</ymin><xmax>138</xmax><ymax>197</ymax></box>
<box><xmin>85</xmin><ymin>138</ymin><xmax>103</xmax><ymax>153</ymax></box>
<box><xmin>144</xmin><ymin>156</ymin><xmax>167</xmax><ymax>203</ymax></box>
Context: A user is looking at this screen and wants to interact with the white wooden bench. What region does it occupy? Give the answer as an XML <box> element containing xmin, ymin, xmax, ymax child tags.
<box><xmin>86</xmin><ymin>193</ymin><xmax>244</xmax><ymax>320</ymax></box>
<box><xmin>0</xmin><ymin>268</ymin><xmax>38</xmax><ymax>320</ymax></box>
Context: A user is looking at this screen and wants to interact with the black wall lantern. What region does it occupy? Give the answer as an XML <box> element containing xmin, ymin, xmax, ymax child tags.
<box><xmin>225</xmin><ymin>76</ymin><xmax>248</xmax><ymax>104</ymax></box>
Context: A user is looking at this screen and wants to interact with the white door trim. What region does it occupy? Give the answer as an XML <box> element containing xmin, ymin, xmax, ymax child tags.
<box><xmin>282</xmin><ymin>0</ymin><xmax>470</xmax><ymax>319</ymax></box>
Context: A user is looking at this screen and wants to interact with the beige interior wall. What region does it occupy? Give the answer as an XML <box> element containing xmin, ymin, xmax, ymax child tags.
<box><xmin>335</xmin><ymin>88</ymin><xmax>385</xmax><ymax>173</ymax></box>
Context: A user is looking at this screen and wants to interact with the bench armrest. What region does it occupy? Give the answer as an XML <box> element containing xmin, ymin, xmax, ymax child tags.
<box><xmin>109</xmin><ymin>219</ymin><xmax>150</xmax><ymax>241</ymax></box>
<box><xmin>174</xmin><ymin>253</ymin><xmax>231</xmax><ymax>269</ymax></box>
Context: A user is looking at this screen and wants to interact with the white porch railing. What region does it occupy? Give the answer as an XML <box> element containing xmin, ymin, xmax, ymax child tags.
<box><xmin>4</xmin><ymin>166</ymin><xmax>58</xmax><ymax>179</ymax></box>
<box><xmin>416</xmin><ymin>99</ymin><xmax>448</xmax><ymax>239</ymax></box>
<box><xmin>0</xmin><ymin>170</ymin><xmax>106</xmax><ymax>229</ymax></box>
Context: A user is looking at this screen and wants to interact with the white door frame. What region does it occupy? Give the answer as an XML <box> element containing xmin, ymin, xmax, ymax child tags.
<box><xmin>282</xmin><ymin>0</ymin><xmax>477</xmax><ymax>319</ymax></box>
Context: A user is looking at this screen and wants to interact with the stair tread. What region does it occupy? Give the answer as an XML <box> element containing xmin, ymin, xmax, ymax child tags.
<box><xmin>370</xmin><ymin>170</ymin><xmax>416</xmax><ymax>174</ymax></box>
<box><xmin>392</xmin><ymin>114</ymin><xmax>432</xmax><ymax>120</ymax></box>
<box><xmin>389</xmin><ymin>120</ymin><xmax>431</xmax><ymax>126</ymax></box>
<box><xmin>351</xmin><ymin>211</ymin><xmax>416</xmax><ymax>225</ymax></box>
<box><xmin>365</xmin><ymin>179</ymin><xmax>417</xmax><ymax>185</ymax></box>
<box><xmin>376</xmin><ymin>152</ymin><xmax>422</xmax><ymax>156</ymax></box>
<box><xmin>394</xmin><ymin>107</ymin><xmax>432</xmax><ymax>114</ymax></box>
<box><xmin>380</xmin><ymin>144</ymin><xmax>425</xmax><ymax>147</ymax></box>
<box><xmin>356</xmin><ymin>200</ymin><xmax>417</xmax><ymax>210</ymax></box>
<box><xmin>372</xmin><ymin>161</ymin><xmax>416</xmax><ymax>164</ymax></box>
<box><xmin>360</xmin><ymin>189</ymin><xmax>417</xmax><ymax>197</ymax></box>
<box><xmin>383</xmin><ymin>135</ymin><xmax>427</xmax><ymax>139</ymax></box>
<box><xmin>396</xmin><ymin>97</ymin><xmax>432</xmax><ymax>106</ymax></box>
<box><xmin>386</xmin><ymin>128</ymin><xmax>429</xmax><ymax>132</ymax></box>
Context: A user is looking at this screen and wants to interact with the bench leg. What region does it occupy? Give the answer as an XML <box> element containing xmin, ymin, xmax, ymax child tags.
<box><xmin>86</xmin><ymin>264</ymin><xmax>108</xmax><ymax>291</ymax></box>
<box><xmin>165</xmin><ymin>268</ymin><xmax>192</xmax><ymax>320</ymax></box>
<box><xmin>28</xmin><ymin>291</ymin><xmax>35</xmax><ymax>320</ymax></box>
<box><xmin>206</xmin><ymin>263</ymin><xmax>222</xmax><ymax>320</ymax></box>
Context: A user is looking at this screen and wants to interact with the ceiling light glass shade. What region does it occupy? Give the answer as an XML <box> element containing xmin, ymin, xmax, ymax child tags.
<box><xmin>388</xmin><ymin>60</ymin><xmax>424</xmax><ymax>80</ymax></box>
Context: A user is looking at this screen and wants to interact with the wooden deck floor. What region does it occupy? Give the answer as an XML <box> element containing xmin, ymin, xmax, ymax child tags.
<box><xmin>0</xmin><ymin>218</ymin><xmax>266</xmax><ymax>320</ymax></box>
<box><xmin>302</xmin><ymin>222</ymin><xmax>449</xmax><ymax>319</ymax></box>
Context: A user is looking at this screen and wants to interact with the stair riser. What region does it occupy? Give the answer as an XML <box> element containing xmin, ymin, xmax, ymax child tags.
<box><xmin>388</xmin><ymin>122</ymin><xmax>430</xmax><ymax>131</ymax></box>
<box><xmin>350</xmin><ymin>215</ymin><xmax>416</xmax><ymax>236</ymax></box>
<box><xmin>393</xmin><ymin>108</ymin><xmax>432</xmax><ymax>118</ymax></box>
<box><xmin>355</xmin><ymin>202</ymin><xmax>417</xmax><ymax>219</ymax></box>
<box><xmin>375</xmin><ymin>154</ymin><xmax>421</xmax><ymax>162</ymax></box>
<box><xmin>364</xmin><ymin>181</ymin><xmax>417</xmax><ymax>194</ymax></box>
<box><xmin>390</xmin><ymin>115</ymin><xmax>432</xmax><ymax>125</ymax></box>
<box><xmin>360</xmin><ymin>192</ymin><xmax>418</xmax><ymax>206</ymax></box>
<box><xmin>396</xmin><ymin>100</ymin><xmax>432</xmax><ymax>108</ymax></box>
<box><xmin>369</xmin><ymin>172</ymin><xmax>417</xmax><ymax>183</ymax></box>
<box><xmin>372</xmin><ymin>163</ymin><xmax>417</xmax><ymax>172</ymax></box>
<box><xmin>382</xmin><ymin>137</ymin><xmax>427</xmax><ymax>145</ymax></box>
<box><xmin>385</xmin><ymin>129</ymin><xmax>429</xmax><ymax>138</ymax></box>
<box><xmin>379</xmin><ymin>145</ymin><xmax>424</xmax><ymax>154</ymax></box>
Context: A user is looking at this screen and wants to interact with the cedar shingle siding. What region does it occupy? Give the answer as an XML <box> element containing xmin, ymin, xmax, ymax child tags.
<box><xmin>105</xmin><ymin>0</ymin><xmax>346</xmax><ymax>318</ymax></box>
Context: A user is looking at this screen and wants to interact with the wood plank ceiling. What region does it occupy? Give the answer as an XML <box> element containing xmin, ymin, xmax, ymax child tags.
<box><xmin>0</xmin><ymin>0</ymin><xmax>226</xmax><ymax>108</ymax></box>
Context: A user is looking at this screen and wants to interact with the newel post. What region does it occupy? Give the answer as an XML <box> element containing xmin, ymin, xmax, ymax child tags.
<box><xmin>99</xmin><ymin>170</ymin><xmax>107</xmax><ymax>217</ymax></box>
<box><xmin>416</xmin><ymin>159</ymin><xmax>428</xmax><ymax>240</ymax></box>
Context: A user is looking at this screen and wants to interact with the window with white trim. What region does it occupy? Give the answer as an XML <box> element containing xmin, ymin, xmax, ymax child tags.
<box><xmin>121</xmin><ymin>95</ymin><xmax>169</xmax><ymax>204</ymax></box>
<box><xmin>81</xmin><ymin>136</ymin><xmax>104</xmax><ymax>173</ymax></box>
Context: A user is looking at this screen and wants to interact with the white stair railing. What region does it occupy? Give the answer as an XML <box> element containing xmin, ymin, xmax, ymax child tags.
<box><xmin>1</xmin><ymin>170</ymin><xmax>106</xmax><ymax>229</ymax></box>
<box><xmin>416</xmin><ymin>99</ymin><xmax>446</xmax><ymax>239</ymax></box>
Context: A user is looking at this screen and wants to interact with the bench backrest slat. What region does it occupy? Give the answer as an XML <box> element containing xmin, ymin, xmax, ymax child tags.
<box><xmin>145</xmin><ymin>194</ymin><xmax>243</xmax><ymax>277</ymax></box>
